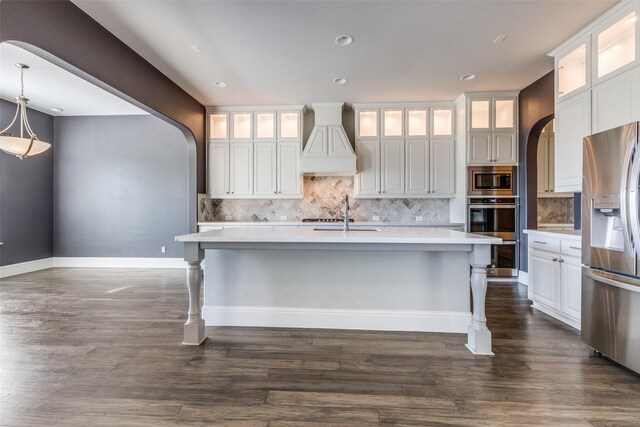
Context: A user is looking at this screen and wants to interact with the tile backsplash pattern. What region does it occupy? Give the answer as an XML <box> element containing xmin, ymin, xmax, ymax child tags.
<box><xmin>537</xmin><ymin>197</ymin><xmax>574</xmax><ymax>224</ymax></box>
<box><xmin>199</xmin><ymin>177</ymin><xmax>450</xmax><ymax>222</ymax></box>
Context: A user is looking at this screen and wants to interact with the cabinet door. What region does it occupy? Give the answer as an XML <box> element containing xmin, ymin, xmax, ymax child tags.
<box><xmin>548</xmin><ymin>134</ymin><xmax>555</xmax><ymax>193</ymax></box>
<box><xmin>556</xmin><ymin>39</ymin><xmax>590</xmax><ymax>100</ymax></box>
<box><xmin>278</xmin><ymin>111</ymin><xmax>301</xmax><ymax>141</ymax></box>
<box><xmin>405</xmin><ymin>140</ymin><xmax>429</xmax><ymax>195</ymax></box>
<box><xmin>555</xmin><ymin>91</ymin><xmax>591</xmax><ymax>193</ymax></box>
<box><xmin>592</xmin><ymin>66</ymin><xmax>640</xmax><ymax>133</ymax></box>
<box><xmin>357</xmin><ymin>109</ymin><xmax>379</xmax><ymax>139</ymax></box>
<box><xmin>207</xmin><ymin>143</ymin><xmax>230</xmax><ymax>197</ymax></box>
<box><xmin>209</xmin><ymin>112</ymin><xmax>229</xmax><ymax>141</ymax></box>
<box><xmin>231</xmin><ymin>112</ymin><xmax>253</xmax><ymax>141</ymax></box>
<box><xmin>592</xmin><ymin>8</ymin><xmax>638</xmax><ymax>85</ymax></box>
<box><xmin>492</xmin><ymin>133</ymin><xmax>517</xmax><ymax>165</ymax></box>
<box><xmin>431</xmin><ymin>107</ymin><xmax>454</xmax><ymax>138</ymax></box>
<box><xmin>529</xmin><ymin>249</ymin><xmax>560</xmax><ymax>309</ymax></box>
<box><xmin>381</xmin><ymin>140</ymin><xmax>405</xmax><ymax>195</ymax></box>
<box><xmin>430</xmin><ymin>139</ymin><xmax>455</xmax><ymax>195</ymax></box>
<box><xmin>560</xmin><ymin>256</ymin><xmax>582</xmax><ymax>321</ymax></box>
<box><xmin>278</xmin><ymin>141</ymin><xmax>302</xmax><ymax>197</ymax></box>
<box><xmin>537</xmin><ymin>135</ymin><xmax>549</xmax><ymax>195</ymax></box>
<box><xmin>254</xmin><ymin>111</ymin><xmax>276</xmax><ymax>141</ymax></box>
<box><xmin>493</xmin><ymin>97</ymin><xmax>517</xmax><ymax>131</ymax></box>
<box><xmin>230</xmin><ymin>142</ymin><xmax>254</xmax><ymax>196</ymax></box>
<box><xmin>253</xmin><ymin>142</ymin><xmax>277</xmax><ymax>196</ymax></box>
<box><xmin>467</xmin><ymin>133</ymin><xmax>492</xmax><ymax>164</ymax></box>
<box><xmin>469</xmin><ymin>98</ymin><xmax>491</xmax><ymax>131</ymax></box>
<box><xmin>355</xmin><ymin>140</ymin><xmax>380</xmax><ymax>196</ymax></box>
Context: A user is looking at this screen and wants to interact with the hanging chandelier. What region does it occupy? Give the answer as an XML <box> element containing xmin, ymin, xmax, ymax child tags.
<box><xmin>0</xmin><ymin>63</ymin><xmax>51</xmax><ymax>159</ymax></box>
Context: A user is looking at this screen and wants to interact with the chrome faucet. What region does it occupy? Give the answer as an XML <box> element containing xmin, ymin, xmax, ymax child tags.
<box><xmin>343</xmin><ymin>195</ymin><xmax>350</xmax><ymax>231</ymax></box>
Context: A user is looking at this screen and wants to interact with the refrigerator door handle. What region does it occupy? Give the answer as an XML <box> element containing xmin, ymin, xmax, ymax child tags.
<box><xmin>620</xmin><ymin>139</ymin><xmax>636</xmax><ymax>256</ymax></box>
<box><xmin>585</xmin><ymin>268</ymin><xmax>640</xmax><ymax>294</ymax></box>
<box><xmin>629</xmin><ymin>137</ymin><xmax>640</xmax><ymax>261</ymax></box>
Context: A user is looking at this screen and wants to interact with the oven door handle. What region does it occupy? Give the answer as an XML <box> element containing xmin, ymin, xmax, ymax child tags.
<box><xmin>493</xmin><ymin>241</ymin><xmax>517</xmax><ymax>245</ymax></box>
<box><xmin>468</xmin><ymin>204</ymin><xmax>518</xmax><ymax>209</ymax></box>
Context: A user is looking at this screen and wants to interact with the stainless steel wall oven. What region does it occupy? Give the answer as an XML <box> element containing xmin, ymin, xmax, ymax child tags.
<box><xmin>467</xmin><ymin>197</ymin><xmax>519</xmax><ymax>277</ymax></box>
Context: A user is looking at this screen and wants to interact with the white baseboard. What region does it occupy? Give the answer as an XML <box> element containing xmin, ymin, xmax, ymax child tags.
<box><xmin>518</xmin><ymin>270</ymin><xmax>528</xmax><ymax>286</ymax></box>
<box><xmin>0</xmin><ymin>257</ymin><xmax>54</xmax><ymax>278</ymax></box>
<box><xmin>0</xmin><ymin>257</ymin><xmax>186</xmax><ymax>278</ymax></box>
<box><xmin>202</xmin><ymin>305</ymin><xmax>472</xmax><ymax>333</ymax></box>
<box><xmin>53</xmin><ymin>257</ymin><xmax>186</xmax><ymax>269</ymax></box>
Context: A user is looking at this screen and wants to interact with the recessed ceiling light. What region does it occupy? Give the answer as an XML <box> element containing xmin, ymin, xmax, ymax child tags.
<box><xmin>50</xmin><ymin>107</ymin><xmax>63</xmax><ymax>113</ymax></box>
<box><xmin>190</xmin><ymin>45</ymin><xmax>203</xmax><ymax>53</ymax></box>
<box><xmin>335</xmin><ymin>35</ymin><xmax>354</xmax><ymax>46</ymax></box>
<box><xmin>333</xmin><ymin>77</ymin><xmax>348</xmax><ymax>85</ymax></box>
<box><xmin>493</xmin><ymin>34</ymin><xmax>508</xmax><ymax>44</ymax></box>
<box><xmin>213</xmin><ymin>81</ymin><xmax>227</xmax><ymax>88</ymax></box>
<box><xmin>460</xmin><ymin>74</ymin><xmax>476</xmax><ymax>81</ymax></box>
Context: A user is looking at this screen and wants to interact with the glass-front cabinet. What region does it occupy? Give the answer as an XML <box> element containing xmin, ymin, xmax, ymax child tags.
<box><xmin>557</xmin><ymin>40</ymin><xmax>589</xmax><ymax>100</ymax></box>
<box><xmin>254</xmin><ymin>111</ymin><xmax>276</xmax><ymax>141</ymax></box>
<box><xmin>209</xmin><ymin>112</ymin><xmax>229</xmax><ymax>141</ymax></box>
<box><xmin>231</xmin><ymin>112</ymin><xmax>252</xmax><ymax>141</ymax></box>
<box><xmin>469</xmin><ymin>96</ymin><xmax>516</xmax><ymax>132</ymax></box>
<box><xmin>278</xmin><ymin>111</ymin><xmax>301</xmax><ymax>140</ymax></box>
<box><xmin>406</xmin><ymin>108</ymin><xmax>428</xmax><ymax>138</ymax></box>
<box><xmin>357</xmin><ymin>109</ymin><xmax>379</xmax><ymax>139</ymax></box>
<box><xmin>593</xmin><ymin>8</ymin><xmax>638</xmax><ymax>84</ymax></box>
<box><xmin>431</xmin><ymin>107</ymin><xmax>454</xmax><ymax>137</ymax></box>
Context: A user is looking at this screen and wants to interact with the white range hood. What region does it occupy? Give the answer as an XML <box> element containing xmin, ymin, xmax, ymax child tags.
<box><xmin>300</xmin><ymin>102</ymin><xmax>357</xmax><ymax>176</ymax></box>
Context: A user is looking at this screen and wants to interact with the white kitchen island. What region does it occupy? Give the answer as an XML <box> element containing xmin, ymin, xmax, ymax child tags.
<box><xmin>176</xmin><ymin>226</ymin><xmax>501</xmax><ymax>355</ymax></box>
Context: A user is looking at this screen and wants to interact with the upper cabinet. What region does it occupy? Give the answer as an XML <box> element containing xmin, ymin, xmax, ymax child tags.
<box><xmin>466</xmin><ymin>92</ymin><xmax>518</xmax><ymax>166</ymax></box>
<box><xmin>353</xmin><ymin>103</ymin><xmax>455</xmax><ymax>198</ymax></box>
<box><xmin>593</xmin><ymin>8</ymin><xmax>639</xmax><ymax>85</ymax></box>
<box><xmin>468</xmin><ymin>96</ymin><xmax>517</xmax><ymax>132</ymax></box>
<box><xmin>206</xmin><ymin>105</ymin><xmax>304</xmax><ymax>199</ymax></box>
<box><xmin>549</xmin><ymin>1</ymin><xmax>640</xmax><ymax>192</ymax></box>
<box><xmin>556</xmin><ymin>38</ymin><xmax>590</xmax><ymax>100</ymax></box>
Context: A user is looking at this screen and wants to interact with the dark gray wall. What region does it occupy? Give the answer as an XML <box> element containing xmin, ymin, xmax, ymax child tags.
<box><xmin>54</xmin><ymin>115</ymin><xmax>189</xmax><ymax>258</ymax></box>
<box><xmin>0</xmin><ymin>99</ymin><xmax>54</xmax><ymax>266</ymax></box>
<box><xmin>518</xmin><ymin>71</ymin><xmax>555</xmax><ymax>272</ymax></box>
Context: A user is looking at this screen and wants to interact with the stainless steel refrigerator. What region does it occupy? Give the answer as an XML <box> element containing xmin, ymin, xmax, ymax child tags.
<box><xmin>582</xmin><ymin>122</ymin><xmax>640</xmax><ymax>374</ymax></box>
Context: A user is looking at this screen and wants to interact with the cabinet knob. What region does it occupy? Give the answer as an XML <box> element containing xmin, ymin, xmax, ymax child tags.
<box><xmin>274</xmin><ymin>191</ymin><xmax>277</xmax><ymax>194</ymax></box>
<box><xmin>559</xmin><ymin>258</ymin><xmax>565</xmax><ymax>263</ymax></box>
<box><xmin>552</xmin><ymin>257</ymin><xmax>558</xmax><ymax>262</ymax></box>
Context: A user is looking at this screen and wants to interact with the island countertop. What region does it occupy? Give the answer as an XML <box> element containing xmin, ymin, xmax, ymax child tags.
<box><xmin>177</xmin><ymin>226</ymin><xmax>502</xmax><ymax>245</ymax></box>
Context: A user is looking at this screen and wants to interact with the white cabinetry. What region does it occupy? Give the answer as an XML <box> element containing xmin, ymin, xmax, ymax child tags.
<box><xmin>592</xmin><ymin>65</ymin><xmax>640</xmax><ymax>133</ymax></box>
<box><xmin>206</xmin><ymin>105</ymin><xmax>304</xmax><ymax>199</ymax></box>
<box><xmin>550</xmin><ymin>1</ymin><xmax>640</xmax><ymax>193</ymax></box>
<box><xmin>526</xmin><ymin>230</ymin><xmax>582</xmax><ymax>329</ymax></box>
<box><xmin>354</xmin><ymin>104</ymin><xmax>455</xmax><ymax>198</ymax></box>
<box><xmin>537</xmin><ymin>120</ymin><xmax>569</xmax><ymax>197</ymax></box>
<box><xmin>554</xmin><ymin>91</ymin><xmax>591</xmax><ymax>193</ymax></box>
<box><xmin>466</xmin><ymin>93</ymin><xmax>518</xmax><ymax>165</ymax></box>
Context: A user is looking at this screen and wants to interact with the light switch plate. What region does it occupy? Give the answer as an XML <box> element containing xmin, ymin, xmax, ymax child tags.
<box><xmin>372</xmin><ymin>215</ymin><xmax>380</xmax><ymax>221</ymax></box>
<box><xmin>416</xmin><ymin>215</ymin><xmax>425</xmax><ymax>221</ymax></box>
<box><xmin>225</xmin><ymin>215</ymin><xmax>232</xmax><ymax>220</ymax></box>
<box><xmin>280</xmin><ymin>216</ymin><xmax>288</xmax><ymax>221</ymax></box>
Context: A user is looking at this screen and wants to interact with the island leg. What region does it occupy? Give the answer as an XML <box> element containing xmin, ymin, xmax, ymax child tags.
<box><xmin>466</xmin><ymin>244</ymin><xmax>494</xmax><ymax>355</ymax></box>
<box><xmin>183</xmin><ymin>242</ymin><xmax>205</xmax><ymax>345</ymax></box>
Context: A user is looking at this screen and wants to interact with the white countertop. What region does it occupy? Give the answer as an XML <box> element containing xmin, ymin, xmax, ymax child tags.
<box><xmin>524</xmin><ymin>228</ymin><xmax>582</xmax><ymax>239</ymax></box>
<box><xmin>198</xmin><ymin>221</ymin><xmax>464</xmax><ymax>228</ymax></box>
<box><xmin>178</xmin><ymin>226</ymin><xmax>501</xmax><ymax>245</ymax></box>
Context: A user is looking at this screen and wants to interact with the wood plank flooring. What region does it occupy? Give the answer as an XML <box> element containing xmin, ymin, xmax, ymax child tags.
<box><xmin>1</xmin><ymin>268</ymin><xmax>639</xmax><ymax>426</ymax></box>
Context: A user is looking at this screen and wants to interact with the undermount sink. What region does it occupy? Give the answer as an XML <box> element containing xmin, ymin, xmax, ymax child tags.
<box><xmin>313</xmin><ymin>227</ymin><xmax>381</xmax><ymax>232</ymax></box>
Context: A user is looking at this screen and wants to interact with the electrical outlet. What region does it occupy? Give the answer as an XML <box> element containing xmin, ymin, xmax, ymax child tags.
<box><xmin>372</xmin><ymin>215</ymin><xmax>380</xmax><ymax>221</ymax></box>
<box><xmin>416</xmin><ymin>215</ymin><xmax>425</xmax><ymax>222</ymax></box>
<box><xmin>280</xmin><ymin>215</ymin><xmax>288</xmax><ymax>221</ymax></box>
<box><xmin>225</xmin><ymin>215</ymin><xmax>232</xmax><ymax>221</ymax></box>
<box><xmin>160</xmin><ymin>246</ymin><xmax>166</xmax><ymax>253</ymax></box>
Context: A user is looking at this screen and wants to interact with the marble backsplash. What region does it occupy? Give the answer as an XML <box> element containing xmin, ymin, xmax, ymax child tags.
<box><xmin>199</xmin><ymin>177</ymin><xmax>450</xmax><ymax>222</ymax></box>
<box><xmin>537</xmin><ymin>197</ymin><xmax>574</xmax><ymax>224</ymax></box>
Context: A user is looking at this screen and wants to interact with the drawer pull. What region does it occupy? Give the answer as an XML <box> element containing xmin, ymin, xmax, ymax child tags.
<box><xmin>534</xmin><ymin>240</ymin><xmax>547</xmax><ymax>244</ymax></box>
<box><xmin>552</xmin><ymin>258</ymin><xmax>558</xmax><ymax>262</ymax></box>
<box><xmin>570</xmin><ymin>246</ymin><xmax>581</xmax><ymax>250</ymax></box>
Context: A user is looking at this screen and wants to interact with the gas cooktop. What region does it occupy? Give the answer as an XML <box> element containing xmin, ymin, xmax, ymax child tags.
<box><xmin>302</xmin><ymin>218</ymin><xmax>354</xmax><ymax>223</ymax></box>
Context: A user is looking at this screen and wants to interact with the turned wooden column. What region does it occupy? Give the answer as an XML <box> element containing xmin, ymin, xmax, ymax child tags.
<box><xmin>466</xmin><ymin>244</ymin><xmax>494</xmax><ymax>355</ymax></box>
<box><xmin>183</xmin><ymin>242</ymin><xmax>205</xmax><ymax>345</ymax></box>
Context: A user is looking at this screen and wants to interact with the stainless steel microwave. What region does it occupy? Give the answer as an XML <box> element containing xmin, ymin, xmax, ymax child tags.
<box><xmin>467</xmin><ymin>166</ymin><xmax>517</xmax><ymax>196</ymax></box>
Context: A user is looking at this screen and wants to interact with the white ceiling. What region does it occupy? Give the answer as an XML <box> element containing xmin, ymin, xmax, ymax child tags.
<box><xmin>73</xmin><ymin>0</ymin><xmax>617</xmax><ymax>107</ymax></box>
<box><xmin>0</xmin><ymin>43</ymin><xmax>146</xmax><ymax>116</ymax></box>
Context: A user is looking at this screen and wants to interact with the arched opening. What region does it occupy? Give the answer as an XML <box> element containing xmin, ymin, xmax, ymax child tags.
<box><xmin>526</xmin><ymin>114</ymin><xmax>554</xmax><ymax>230</ymax></box>
<box><xmin>1</xmin><ymin>41</ymin><xmax>194</xmax><ymax>263</ymax></box>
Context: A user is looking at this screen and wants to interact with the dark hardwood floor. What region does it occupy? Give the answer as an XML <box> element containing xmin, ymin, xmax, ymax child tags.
<box><xmin>1</xmin><ymin>268</ymin><xmax>639</xmax><ymax>426</ymax></box>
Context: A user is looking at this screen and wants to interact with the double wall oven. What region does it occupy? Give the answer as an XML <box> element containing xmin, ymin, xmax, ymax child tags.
<box><xmin>467</xmin><ymin>166</ymin><xmax>518</xmax><ymax>277</ymax></box>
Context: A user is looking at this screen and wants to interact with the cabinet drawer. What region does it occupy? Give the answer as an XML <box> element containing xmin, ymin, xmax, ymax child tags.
<box><xmin>529</xmin><ymin>235</ymin><xmax>560</xmax><ymax>252</ymax></box>
<box><xmin>561</xmin><ymin>239</ymin><xmax>582</xmax><ymax>258</ymax></box>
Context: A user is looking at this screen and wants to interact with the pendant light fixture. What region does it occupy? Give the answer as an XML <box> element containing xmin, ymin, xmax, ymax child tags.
<box><xmin>0</xmin><ymin>63</ymin><xmax>52</xmax><ymax>159</ymax></box>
